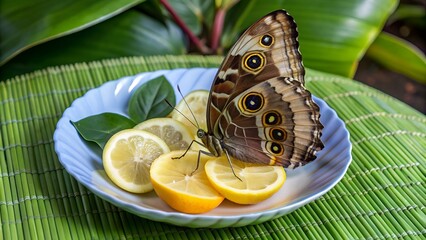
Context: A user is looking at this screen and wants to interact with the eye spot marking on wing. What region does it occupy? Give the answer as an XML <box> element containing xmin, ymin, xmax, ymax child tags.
<box><xmin>270</xmin><ymin>127</ymin><xmax>287</xmax><ymax>141</ymax></box>
<box><xmin>259</xmin><ymin>34</ymin><xmax>274</xmax><ymax>47</ymax></box>
<box><xmin>266</xmin><ymin>142</ymin><xmax>284</xmax><ymax>156</ymax></box>
<box><xmin>242</xmin><ymin>52</ymin><xmax>265</xmax><ymax>73</ymax></box>
<box><xmin>262</xmin><ymin>111</ymin><xmax>282</xmax><ymax>126</ymax></box>
<box><xmin>239</xmin><ymin>92</ymin><xmax>264</xmax><ymax>113</ymax></box>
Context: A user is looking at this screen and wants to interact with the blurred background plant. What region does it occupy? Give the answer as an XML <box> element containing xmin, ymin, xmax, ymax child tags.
<box><xmin>354</xmin><ymin>0</ymin><xmax>425</xmax><ymax>113</ymax></box>
<box><xmin>1</xmin><ymin>0</ymin><xmax>424</xmax><ymax>112</ymax></box>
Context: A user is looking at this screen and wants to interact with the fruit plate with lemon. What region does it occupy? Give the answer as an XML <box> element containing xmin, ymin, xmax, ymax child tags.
<box><xmin>54</xmin><ymin>68</ymin><xmax>351</xmax><ymax>228</ymax></box>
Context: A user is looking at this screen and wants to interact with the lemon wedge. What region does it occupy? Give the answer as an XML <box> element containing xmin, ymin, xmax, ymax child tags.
<box><xmin>134</xmin><ymin>118</ymin><xmax>193</xmax><ymax>151</ymax></box>
<box><xmin>170</xmin><ymin>90</ymin><xmax>209</xmax><ymax>133</ymax></box>
<box><xmin>103</xmin><ymin>129</ymin><xmax>170</xmax><ymax>193</ymax></box>
<box><xmin>150</xmin><ymin>150</ymin><xmax>224</xmax><ymax>213</ymax></box>
<box><xmin>204</xmin><ymin>157</ymin><xmax>286</xmax><ymax>204</ymax></box>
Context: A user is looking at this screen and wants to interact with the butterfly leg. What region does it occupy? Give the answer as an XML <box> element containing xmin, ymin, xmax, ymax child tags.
<box><xmin>224</xmin><ymin>149</ymin><xmax>243</xmax><ymax>182</ymax></box>
<box><xmin>189</xmin><ymin>149</ymin><xmax>215</xmax><ymax>176</ymax></box>
<box><xmin>172</xmin><ymin>139</ymin><xmax>206</xmax><ymax>160</ymax></box>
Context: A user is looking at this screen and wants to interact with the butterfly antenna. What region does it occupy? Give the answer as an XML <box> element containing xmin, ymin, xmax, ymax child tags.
<box><xmin>164</xmin><ymin>99</ymin><xmax>198</xmax><ymax>129</ymax></box>
<box><xmin>177</xmin><ymin>85</ymin><xmax>200</xmax><ymax>129</ymax></box>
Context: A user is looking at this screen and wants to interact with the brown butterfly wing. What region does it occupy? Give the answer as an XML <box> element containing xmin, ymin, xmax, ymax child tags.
<box><xmin>205</xmin><ymin>10</ymin><xmax>323</xmax><ymax>168</ymax></box>
<box><xmin>218</xmin><ymin>77</ymin><xmax>324</xmax><ymax>168</ymax></box>
<box><xmin>207</xmin><ymin>10</ymin><xmax>304</xmax><ymax>134</ymax></box>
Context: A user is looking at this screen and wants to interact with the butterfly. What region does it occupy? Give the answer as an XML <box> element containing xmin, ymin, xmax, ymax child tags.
<box><xmin>190</xmin><ymin>9</ymin><xmax>324</xmax><ymax>169</ymax></box>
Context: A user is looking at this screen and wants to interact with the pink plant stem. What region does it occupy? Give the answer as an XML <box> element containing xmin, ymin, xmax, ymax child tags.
<box><xmin>160</xmin><ymin>0</ymin><xmax>210</xmax><ymax>54</ymax></box>
<box><xmin>211</xmin><ymin>8</ymin><xmax>226</xmax><ymax>53</ymax></box>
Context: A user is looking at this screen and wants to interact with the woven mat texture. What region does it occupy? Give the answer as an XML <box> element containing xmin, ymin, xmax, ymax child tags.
<box><xmin>0</xmin><ymin>55</ymin><xmax>425</xmax><ymax>239</ymax></box>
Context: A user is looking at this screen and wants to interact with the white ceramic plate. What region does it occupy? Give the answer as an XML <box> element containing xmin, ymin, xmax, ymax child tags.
<box><xmin>54</xmin><ymin>68</ymin><xmax>351</xmax><ymax>228</ymax></box>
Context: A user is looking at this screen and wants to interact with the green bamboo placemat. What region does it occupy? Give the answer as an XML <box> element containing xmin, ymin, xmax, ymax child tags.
<box><xmin>1</xmin><ymin>55</ymin><xmax>425</xmax><ymax>239</ymax></box>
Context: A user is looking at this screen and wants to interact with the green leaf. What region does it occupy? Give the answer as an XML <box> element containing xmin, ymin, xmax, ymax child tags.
<box><xmin>167</xmin><ymin>0</ymin><xmax>215</xmax><ymax>35</ymax></box>
<box><xmin>387</xmin><ymin>4</ymin><xmax>426</xmax><ymax>24</ymax></box>
<box><xmin>222</xmin><ymin>0</ymin><xmax>285</xmax><ymax>47</ymax></box>
<box><xmin>0</xmin><ymin>0</ymin><xmax>144</xmax><ymax>65</ymax></box>
<box><xmin>136</xmin><ymin>0</ymin><xmax>167</xmax><ymax>22</ymax></box>
<box><xmin>215</xmin><ymin>0</ymin><xmax>240</xmax><ymax>9</ymax></box>
<box><xmin>222</xmin><ymin>0</ymin><xmax>398</xmax><ymax>78</ymax></box>
<box><xmin>2</xmin><ymin>0</ymin><xmax>400</xmax><ymax>80</ymax></box>
<box><xmin>366</xmin><ymin>32</ymin><xmax>426</xmax><ymax>84</ymax></box>
<box><xmin>0</xmin><ymin>10</ymin><xmax>186</xmax><ymax>81</ymax></box>
<box><xmin>128</xmin><ymin>76</ymin><xmax>175</xmax><ymax>123</ymax></box>
<box><xmin>71</xmin><ymin>113</ymin><xmax>135</xmax><ymax>149</ymax></box>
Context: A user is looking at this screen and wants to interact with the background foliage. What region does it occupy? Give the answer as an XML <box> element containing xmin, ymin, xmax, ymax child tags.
<box><xmin>1</xmin><ymin>0</ymin><xmax>425</xmax><ymax>84</ymax></box>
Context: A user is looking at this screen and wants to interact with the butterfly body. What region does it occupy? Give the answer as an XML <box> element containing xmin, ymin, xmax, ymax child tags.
<box><xmin>201</xmin><ymin>10</ymin><xmax>324</xmax><ymax>169</ymax></box>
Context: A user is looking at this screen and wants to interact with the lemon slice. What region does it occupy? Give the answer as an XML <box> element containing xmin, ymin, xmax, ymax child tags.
<box><xmin>103</xmin><ymin>129</ymin><xmax>170</xmax><ymax>193</ymax></box>
<box><xmin>205</xmin><ymin>157</ymin><xmax>286</xmax><ymax>204</ymax></box>
<box><xmin>170</xmin><ymin>90</ymin><xmax>209</xmax><ymax>133</ymax></box>
<box><xmin>150</xmin><ymin>150</ymin><xmax>224</xmax><ymax>213</ymax></box>
<box><xmin>134</xmin><ymin>118</ymin><xmax>193</xmax><ymax>151</ymax></box>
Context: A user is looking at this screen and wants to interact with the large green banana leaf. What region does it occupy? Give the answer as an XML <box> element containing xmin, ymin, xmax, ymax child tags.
<box><xmin>0</xmin><ymin>0</ymin><xmax>144</xmax><ymax>65</ymax></box>
<box><xmin>223</xmin><ymin>0</ymin><xmax>399</xmax><ymax>77</ymax></box>
<box><xmin>0</xmin><ymin>10</ymin><xmax>186</xmax><ymax>80</ymax></box>
<box><xmin>0</xmin><ymin>0</ymin><xmax>399</xmax><ymax>81</ymax></box>
<box><xmin>366</xmin><ymin>32</ymin><xmax>426</xmax><ymax>84</ymax></box>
